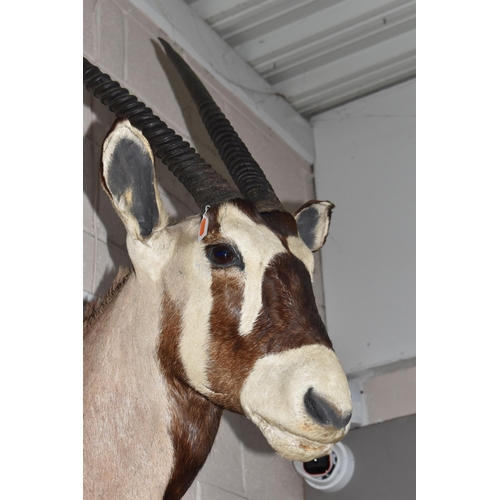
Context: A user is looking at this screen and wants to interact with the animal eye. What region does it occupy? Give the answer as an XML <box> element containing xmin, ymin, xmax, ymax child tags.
<box><xmin>207</xmin><ymin>245</ymin><xmax>240</xmax><ymax>267</ymax></box>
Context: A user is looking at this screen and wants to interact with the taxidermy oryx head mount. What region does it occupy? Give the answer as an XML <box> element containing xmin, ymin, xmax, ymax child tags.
<box><xmin>83</xmin><ymin>39</ymin><xmax>352</xmax><ymax>499</ymax></box>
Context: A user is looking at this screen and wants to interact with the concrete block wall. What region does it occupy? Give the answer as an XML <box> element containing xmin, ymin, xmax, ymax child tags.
<box><xmin>84</xmin><ymin>0</ymin><xmax>324</xmax><ymax>498</ymax></box>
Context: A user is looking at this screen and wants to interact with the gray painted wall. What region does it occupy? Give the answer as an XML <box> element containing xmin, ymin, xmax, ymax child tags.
<box><xmin>306</xmin><ymin>415</ymin><xmax>416</xmax><ymax>500</ymax></box>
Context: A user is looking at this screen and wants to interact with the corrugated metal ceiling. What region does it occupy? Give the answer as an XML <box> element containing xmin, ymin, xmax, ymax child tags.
<box><xmin>184</xmin><ymin>0</ymin><xmax>416</xmax><ymax>118</ymax></box>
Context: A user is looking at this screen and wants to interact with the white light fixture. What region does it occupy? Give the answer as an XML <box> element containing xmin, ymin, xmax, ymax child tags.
<box><xmin>293</xmin><ymin>442</ymin><xmax>355</xmax><ymax>492</ymax></box>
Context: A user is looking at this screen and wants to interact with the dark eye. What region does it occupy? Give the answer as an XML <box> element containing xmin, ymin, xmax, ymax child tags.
<box><xmin>207</xmin><ymin>244</ymin><xmax>242</xmax><ymax>268</ymax></box>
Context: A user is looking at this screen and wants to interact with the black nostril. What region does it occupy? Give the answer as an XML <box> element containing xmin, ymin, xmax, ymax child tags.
<box><xmin>304</xmin><ymin>387</ymin><xmax>351</xmax><ymax>429</ymax></box>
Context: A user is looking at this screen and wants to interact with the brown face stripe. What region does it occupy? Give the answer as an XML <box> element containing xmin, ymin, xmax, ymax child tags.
<box><xmin>255</xmin><ymin>253</ymin><xmax>333</xmax><ymax>353</ymax></box>
<box><xmin>158</xmin><ymin>295</ymin><xmax>222</xmax><ymax>500</ymax></box>
<box><xmin>206</xmin><ymin>252</ymin><xmax>333</xmax><ymax>414</ymax></box>
<box><xmin>206</xmin><ymin>269</ymin><xmax>247</xmax><ymax>413</ymax></box>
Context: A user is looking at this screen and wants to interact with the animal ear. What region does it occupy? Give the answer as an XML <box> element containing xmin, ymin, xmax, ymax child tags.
<box><xmin>294</xmin><ymin>201</ymin><xmax>334</xmax><ymax>252</ymax></box>
<box><xmin>101</xmin><ymin>118</ymin><xmax>168</xmax><ymax>241</ymax></box>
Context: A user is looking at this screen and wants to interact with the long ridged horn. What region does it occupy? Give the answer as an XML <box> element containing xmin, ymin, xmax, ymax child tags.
<box><xmin>159</xmin><ymin>39</ymin><xmax>285</xmax><ymax>214</ymax></box>
<box><xmin>83</xmin><ymin>57</ymin><xmax>241</xmax><ymax>210</ymax></box>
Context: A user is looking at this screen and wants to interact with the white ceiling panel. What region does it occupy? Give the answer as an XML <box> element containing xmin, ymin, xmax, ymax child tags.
<box><xmin>184</xmin><ymin>0</ymin><xmax>416</xmax><ymax>118</ymax></box>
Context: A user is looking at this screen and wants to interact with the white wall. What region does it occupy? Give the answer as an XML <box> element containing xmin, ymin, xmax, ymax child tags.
<box><xmin>312</xmin><ymin>79</ymin><xmax>416</xmax><ymax>375</ymax></box>
<box><xmin>312</xmin><ymin>80</ymin><xmax>415</xmax><ymax>426</ymax></box>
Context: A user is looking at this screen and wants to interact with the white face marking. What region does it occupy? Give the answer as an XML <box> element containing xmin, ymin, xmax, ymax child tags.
<box><xmin>218</xmin><ymin>204</ymin><xmax>285</xmax><ymax>336</ymax></box>
<box><xmin>159</xmin><ymin>218</ymin><xmax>215</xmax><ymax>397</ymax></box>
<box><xmin>240</xmin><ymin>344</ymin><xmax>352</xmax><ymax>462</ymax></box>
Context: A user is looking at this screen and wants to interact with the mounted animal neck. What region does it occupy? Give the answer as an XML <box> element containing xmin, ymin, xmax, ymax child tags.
<box><xmin>83</xmin><ymin>40</ymin><xmax>352</xmax><ymax>500</ymax></box>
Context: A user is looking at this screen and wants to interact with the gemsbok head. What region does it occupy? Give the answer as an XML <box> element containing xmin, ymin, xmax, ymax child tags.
<box><xmin>83</xmin><ymin>39</ymin><xmax>352</xmax><ymax>500</ymax></box>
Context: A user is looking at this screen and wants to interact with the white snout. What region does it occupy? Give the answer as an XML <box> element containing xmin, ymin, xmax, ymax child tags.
<box><xmin>240</xmin><ymin>344</ymin><xmax>352</xmax><ymax>462</ymax></box>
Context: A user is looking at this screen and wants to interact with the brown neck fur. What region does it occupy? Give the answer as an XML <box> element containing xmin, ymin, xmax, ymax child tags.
<box><xmin>158</xmin><ymin>292</ymin><xmax>223</xmax><ymax>500</ymax></box>
<box><xmin>162</xmin><ymin>379</ymin><xmax>222</xmax><ymax>500</ymax></box>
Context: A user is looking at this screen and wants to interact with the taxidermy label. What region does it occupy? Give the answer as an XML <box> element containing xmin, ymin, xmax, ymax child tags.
<box><xmin>198</xmin><ymin>205</ymin><xmax>210</xmax><ymax>242</ymax></box>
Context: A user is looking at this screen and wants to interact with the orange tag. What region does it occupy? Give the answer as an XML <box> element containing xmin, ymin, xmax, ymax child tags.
<box><xmin>198</xmin><ymin>205</ymin><xmax>210</xmax><ymax>242</ymax></box>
